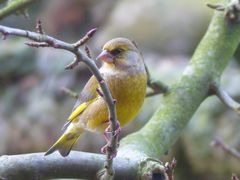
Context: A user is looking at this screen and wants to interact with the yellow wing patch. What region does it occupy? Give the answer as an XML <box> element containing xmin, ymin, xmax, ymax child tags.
<box><xmin>62</xmin><ymin>99</ymin><xmax>95</xmax><ymax>131</ymax></box>
<box><xmin>68</xmin><ymin>102</ymin><xmax>88</xmax><ymax>121</ymax></box>
<box><xmin>68</xmin><ymin>99</ymin><xmax>95</xmax><ymax>122</ymax></box>
<box><xmin>68</xmin><ymin>102</ymin><xmax>86</xmax><ymax>121</ymax></box>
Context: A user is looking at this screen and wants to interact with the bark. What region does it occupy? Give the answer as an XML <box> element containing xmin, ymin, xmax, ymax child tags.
<box><xmin>0</xmin><ymin>0</ymin><xmax>240</xmax><ymax>179</ymax></box>
<box><xmin>119</xmin><ymin>4</ymin><xmax>240</xmax><ymax>160</ymax></box>
<box><xmin>0</xmin><ymin>0</ymin><xmax>39</xmax><ymax>20</ymax></box>
<box><xmin>0</xmin><ymin>152</ymin><xmax>138</xmax><ymax>179</ymax></box>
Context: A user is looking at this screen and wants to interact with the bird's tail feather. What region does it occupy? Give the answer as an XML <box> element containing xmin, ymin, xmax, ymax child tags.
<box><xmin>45</xmin><ymin>131</ymin><xmax>82</xmax><ymax>157</ymax></box>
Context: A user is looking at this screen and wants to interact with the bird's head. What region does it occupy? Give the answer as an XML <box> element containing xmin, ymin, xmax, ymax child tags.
<box><xmin>96</xmin><ymin>38</ymin><xmax>142</xmax><ymax>68</ymax></box>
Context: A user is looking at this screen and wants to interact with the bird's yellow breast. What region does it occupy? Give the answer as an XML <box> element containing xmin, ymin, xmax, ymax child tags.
<box><xmin>106</xmin><ymin>70</ymin><xmax>147</xmax><ymax>126</ymax></box>
<box><xmin>78</xmin><ymin>67</ymin><xmax>147</xmax><ymax>132</ymax></box>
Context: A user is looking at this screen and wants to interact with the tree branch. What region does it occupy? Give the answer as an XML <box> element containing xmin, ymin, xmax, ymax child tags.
<box><xmin>0</xmin><ymin>152</ymin><xmax>168</xmax><ymax>179</ymax></box>
<box><xmin>144</xmin><ymin>62</ymin><xmax>168</xmax><ymax>97</ymax></box>
<box><xmin>211</xmin><ymin>137</ymin><xmax>240</xmax><ymax>161</ymax></box>
<box><xmin>232</xmin><ymin>174</ymin><xmax>240</xmax><ymax>180</ymax></box>
<box><xmin>0</xmin><ymin>24</ymin><xmax>119</xmax><ymax>179</ymax></box>
<box><xmin>118</xmin><ymin>0</ymin><xmax>240</xmax><ymax>162</ymax></box>
<box><xmin>1</xmin><ymin>0</ymin><xmax>240</xmax><ymax>179</ymax></box>
<box><xmin>61</xmin><ymin>87</ymin><xmax>79</xmax><ymax>99</ymax></box>
<box><xmin>0</xmin><ymin>0</ymin><xmax>7</xmax><ymax>4</ymax></box>
<box><xmin>207</xmin><ymin>0</ymin><xmax>240</xmax><ymax>22</ymax></box>
<box><xmin>0</xmin><ymin>0</ymin><xmax>38</xmax><ymax>20</ymax></box>
<box><xmin>210</xmin><ymin>83</ymin><xmax>240</xmax><ymax>115</ymax></box>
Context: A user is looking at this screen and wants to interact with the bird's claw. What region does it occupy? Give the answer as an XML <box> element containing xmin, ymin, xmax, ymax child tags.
<box><xmin>103</xmin><ymin>121</ymin><xmax>121</xmax><ymax>140</ymax></box>
<box><xmin>101</xmin><ymin>144</ymin><xmax>108</xmax><ymax>154</ymax></box>
<box><xmin>101</xmin><ymin>121</ymin><xmax>121</xmax><ymax>158</ymax></box>
<box><xmin>101</xmin><ymin>144</ymin><xmax>117</xmax><ymax>160</ymax></box>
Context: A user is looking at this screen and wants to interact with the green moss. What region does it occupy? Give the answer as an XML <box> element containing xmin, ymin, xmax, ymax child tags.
<box><xmin>119</xmin><ymin>6</ymin><xmax>240</xmax><ymax>161</ymax></box>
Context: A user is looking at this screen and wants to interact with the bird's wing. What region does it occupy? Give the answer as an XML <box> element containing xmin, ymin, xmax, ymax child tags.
<box><xmin>62</xmin><ymin>76</ymin><xmax>99</xmax><ymax>130</ymax></box>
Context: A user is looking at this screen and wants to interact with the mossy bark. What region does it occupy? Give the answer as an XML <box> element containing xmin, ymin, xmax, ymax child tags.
<box><xmin>0</xmin><ymin>0</ymin><xmax>38</xmax><ymax>20</ymax></box>
<box><xmin>1</xmin><ymin>0</ymin><xmax>240</xmax><ymax>179</ymax></box>
<box><xmin>119</xmin><ymin>6</ymin><xmax>240</xmax><ymax>160</ymax></box>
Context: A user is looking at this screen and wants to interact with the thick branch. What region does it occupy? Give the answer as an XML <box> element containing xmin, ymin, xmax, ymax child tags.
<box><xmin>0</xmin><ymin>0</ymin><xmax>38</xmax><ymax>20</ymax></box>
<box><xmin>0</xmin><ymin>152</ymin><xmax>168</xmax><ymax>179</ymax></box>
<box><xmin>118</xmin><ymin>0</ymin><xmax>240</xmax><ymax>160</ymax></box>
<box><xmin>0</xmin><ymin>152</ymin><xmax>133</xmax><ymax>179</ymax></box>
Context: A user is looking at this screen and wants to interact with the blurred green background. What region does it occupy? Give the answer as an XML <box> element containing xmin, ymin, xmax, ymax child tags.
<box><xmin>0</xmin><ymin>0</ymin><xmax>240</xmax><ymax>179</ymax></box>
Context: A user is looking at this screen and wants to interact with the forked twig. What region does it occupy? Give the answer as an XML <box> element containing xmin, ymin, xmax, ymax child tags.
<box><xmin>0</xmin><ymin>22</ymin><xmax>118</xmax><ymax>179</ymax></box>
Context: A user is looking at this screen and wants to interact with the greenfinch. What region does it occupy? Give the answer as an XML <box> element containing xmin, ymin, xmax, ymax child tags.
<box><xmin>45</xmin><ymin>38</ymin><xmax>147</xmax><ymax>156</ymax></box>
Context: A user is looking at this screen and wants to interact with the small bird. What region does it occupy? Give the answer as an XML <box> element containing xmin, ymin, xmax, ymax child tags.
<box><xmin>45</xmin><ymin>38</ymin><xmax>147</xmax><ymax>157</ymax></box>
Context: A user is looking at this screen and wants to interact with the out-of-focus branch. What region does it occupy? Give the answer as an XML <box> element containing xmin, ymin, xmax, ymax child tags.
<box><xmin>61</xmin><ymin>87</ymin><xmax>78</xmax><ymax>99</ymax></box>
<box><xmin>144</xmin><ymin>62</ymin><xmax>168</xmax><ymax>97</ymax></box>
<box><xmin>207</xmin><ymin>3</ymin><xmax>225</xmax><ymax>11</ymax></box>
<box><xmin>0</xmin><ymin>0</ymin><xmax>7</xmax><ymax>4</ymax></box>
<box><xmin>119</xmin><ymin>0</ymin><xmax>240</xmax><ymax>170</ymax></box>
<box><xmin>211</xmin><ymin>83</ymin><xmax>240</xmax><ymax>115</ymax></box>
<box><xmin>164</xmin><ymin>158</ymin><xmax>177</xmax><ymax>180</ymax></box>
<box><xmin>232</xmin><ymin>174</ymin><xmax>240</xmax><ymax>180</ymax></box>
<box><xmin>211</xmin><ymin>137</ymin><xmax>240</xmax><ymax>160</ymax></box>
<box><xmin>146</xmin><ymin>79</ymin><xmax>169</xmax><ymax>97</ymax></box>
<box><xmin>0</xmin><ymin>0</ymin><xmax>38</xmax><ymax>20</ymax></box>
<box><xmin>207</xmin><ymin>0</ymin><xmax>240</xmax><ymax>22</ymax></box>
<box><xmin>0</xmin><ymin>23</ymin><xmax>118</xmax><ymax>179</ymax></box>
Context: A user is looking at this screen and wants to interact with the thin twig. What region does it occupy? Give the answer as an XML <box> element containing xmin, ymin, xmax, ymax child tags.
<box><xmin>165</xmin><ymin>158</ymin><xmax>177</xmax><ymax>180</ymax></box>
<box><xmin>211</xmin><ymin>137</ymin><xmax>240</xmax><ymax>160</ymax></box>
<box><xmin>85</xmin><ymin>45</ymin><xmax>92</xmax><ymax>58</ymax></box>
<box><xmin>144</xmin><ymin>62</ymin><xmax>168</xmax><ymax>97</ymax></box>
<box><xmin>73</xmin><ymin>28</ymin><xmax>97</xmax><ymax>48</ymax></box>
<box><xmin>61</xmin><ymin>87</ymin><xmax>78</xmax><ymax>99</ymax></box>
<box><xmin>232</xmin><ymin>174</ymin><xmax>240</xmax><ymax>180</ymax></box>
<box><xmin>25</xmin><ymin>42</ymin><xmax>49</xmax><ymax>47</ymax></box>
<box><xmin>206</xmin><ymin>3</ymin><xmax>225</xmax><ymax>11</ymax></box>
<box><xmin>65</xmin><ymin>57</ymin><xmax>80</xmax><ymax>70</ymax></box>
<box><xmin>1</xmin><ymin>31</ymin><xmax>8</xmax><ymax>40</ymax></box>
<box><xmin>211</xmin><ymin>83</ymin><xmax>240</xmax><ymax>115</ymax></box>
<box><xmin>0</xmin><ymin>24</ymin><xmax>118</xmax><ymax>179</ymax></box>
<box><xmin>207</xmin><ymin>0</ymin><xmax>240</xmax><ymax>22</ymax></box>
<box><xmin>96</xmin><ymin>87</ymin><xmax>104</xmax><ymax>97</ymax></box>
<box><xmin>36</xmin><ymin>19</ymin><xmax>44</xmax><ymax>34</ymax></box>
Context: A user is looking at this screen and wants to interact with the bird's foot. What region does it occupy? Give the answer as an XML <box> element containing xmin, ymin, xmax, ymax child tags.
<box><xmin>101</xmin><ymin>144</ymin><xmax>108</xmax><ymax>154</ymax></box>
<box><xmin>103</xmin><ymin>125</ymin><xmax>111</xmax><ymax>141</ymax></box>
<box><xmin>100</xmin><ymin>144</ymin><xmax>118</xmax><ymax>160</ymax></box>
<box><xmin>101</xmin><ymin>121</ymin><xmax>121</xmax><ymax>158</ymax></box>
<box><xmin>103</xmin><ymin>121</ymin><xmax>121</xmax><ymax>140</ymax></box>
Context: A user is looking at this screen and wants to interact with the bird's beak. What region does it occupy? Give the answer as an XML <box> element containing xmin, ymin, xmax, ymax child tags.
<box><xmin>96</xmin><ymin>50</ymin><xmax>114</xmax><ymax>63</ymax></box>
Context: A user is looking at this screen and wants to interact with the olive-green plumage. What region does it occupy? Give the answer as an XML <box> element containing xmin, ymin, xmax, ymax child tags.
<box><xmin>45</xmin><ymin>38</ymin><xmax>147</xmax><ymax>156</ymax></box>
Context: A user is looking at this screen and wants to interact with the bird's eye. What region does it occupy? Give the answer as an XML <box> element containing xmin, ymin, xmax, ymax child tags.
<box><xmin>110</xmin><ymin>48</ymin><xmax>123</xmax><ymax>56</ymax></box>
